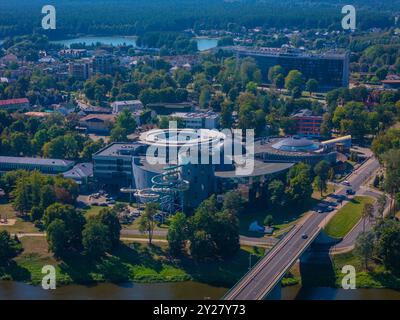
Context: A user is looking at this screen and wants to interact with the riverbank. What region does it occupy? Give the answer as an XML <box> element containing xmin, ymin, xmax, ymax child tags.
<box><xmin>286</xmin><ymin>249</ymin><xmax>400</xmax><ymax>291</ymax></box>
<box><xmin>0</xmin><ymin>236</ymin><xmax>263</xmax><ymax>288</ymax></box>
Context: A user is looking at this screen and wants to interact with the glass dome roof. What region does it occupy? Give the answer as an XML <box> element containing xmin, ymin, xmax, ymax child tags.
<box><xmin>272</xmin><ymin>137</ymin><xmax>321</xmax><ymax>152</ymax></box>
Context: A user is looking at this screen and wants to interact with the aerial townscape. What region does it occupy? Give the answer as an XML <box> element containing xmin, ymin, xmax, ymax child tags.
<box><xmin>0</xmin><ymin>0</ymin><xmax>400</xmax><ymax>302</ymax></box>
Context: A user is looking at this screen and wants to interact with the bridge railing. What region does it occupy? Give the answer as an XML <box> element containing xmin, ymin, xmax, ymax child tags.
<box><xmin>222</xmin><ymin>225</ymin><xmax>296</xmax><ymax>300</ymax></box>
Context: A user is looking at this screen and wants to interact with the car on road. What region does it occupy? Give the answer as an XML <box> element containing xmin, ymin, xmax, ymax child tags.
<box><xmin>302</xmin><ymin>233</ymin><xmax>308</xmax><ymax>239</ymax></box>
<box><xmin>342</xmin><ymin>180</ymin><xmax>351</xmax><ymax>186</ymax></box>
<box><xmin>346</xmin><ymin>189</ymin><xmax>355</xmax><ymax>195</ymax></box>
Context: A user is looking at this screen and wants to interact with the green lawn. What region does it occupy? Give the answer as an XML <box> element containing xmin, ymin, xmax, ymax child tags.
<box><xmin>312</xmin><ymin>183</ymin><xmax>335</xmax><ymax>201</ymax></box>
<box><xmin>238</xmin><ymin>199</ymin><xmax>318</xmax><ymax>238</ymax></box>
<box><xmin>332</xmin><ymin>251</ymin><xmax>400</xmax><ymax>290</ymax></box>
<box><xmin>0</xmin><ymin>203</ymin><xmax>39</xmax><ymax>234</ymax></box>
<box><xmin>324</xmin><ymin>196</ymin><xmax>374</xmax><ymax>239</ymax></box>
<box><xmin>83</xmin><ymin>205</ymin><xmax>104</xmax><ymax>218</ymax></box>
<box><xmin>0</xmin><ymin>236</ymin><xmax>264</xmax><ymax>288</ymax></box>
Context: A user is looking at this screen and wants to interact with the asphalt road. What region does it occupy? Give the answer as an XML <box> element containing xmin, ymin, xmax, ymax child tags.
<box><xmin>224</xmin><ymin>156</ymin><xmax>381</xmax><ymax>300</ymax></box>
<box><xmin>224</xmin><ymin>213</ymin><xmax>324</xmax><ymax>300</ymax></box>
<box><xmin>121</xmin><ymin>229</ymin><xmax>278</xmax><ymax>246</ymax></box>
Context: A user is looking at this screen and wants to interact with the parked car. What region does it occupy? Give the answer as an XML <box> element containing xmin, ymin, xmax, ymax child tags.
<box><xmin>302</xmin><ymin>233</ymin><xmax>308</xmax><ymax>239</ymax></box>
<box><xmin>346</xmin><ymin>189</ymin><xmax>355</xmax><ymax>195</ymax></box>
<box><xmin>342</xmin><ymin>181</ymin><xmax>351</xmax><ymax>186</ymax></box>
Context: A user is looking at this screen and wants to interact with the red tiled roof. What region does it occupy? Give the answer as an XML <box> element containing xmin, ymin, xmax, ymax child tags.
<box><xmin>382</xmin><ymin>80</ymin><xmax>400</xmax><ymax>84</ymax></box>
<box><xmin>0</xmin><ymin>98</ymin><xmax>29</xmax><ymax>106</ymax></box>
<box><xmin>80</xmin><ymin>114</ymin><xmax>116</xmax><ymax>122</ymax></box>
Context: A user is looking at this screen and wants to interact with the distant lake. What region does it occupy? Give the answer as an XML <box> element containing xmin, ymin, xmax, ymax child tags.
<box><xmin>51</xmin><ymin>36</ymin><xmax>218</xmax><ymax>51</ymax></box>
<box><xmin>196</xmin><ymin>37</ymin><xmax>219</xmax><ymax>51</ymax></box>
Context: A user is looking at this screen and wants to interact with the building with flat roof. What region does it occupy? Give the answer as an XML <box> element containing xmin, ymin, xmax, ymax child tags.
<box><xmin>68</xmin><ymin>60</ymin><xmax>90</xmax><ymax>80</ymax></box>
<box><xmin>169</xmin><ymin>111</ymin><xmax>220</xmax><ymax>129</ymax></box>
<box><xmin>111</xmin><ymin>100</ymin><xmax>144</xmax><ymax>114</ymax></box>
<box><xmin>93</xmin><ymin>143</ymin><xmax>146</xmax><ymax>189</ymax></box>
<box><xmin>221</xmin><ymin>46</ymin><xmax>349</xmax><ymax>90</ymax></box>
<box><xmin>0</xmin><ymin>98</ymin><xmax>30</xmax><ymax>111</ymax></box>
<box><xmin>79</xmin><ymin>114</ymin><xmax>116</xmax><ymax>133</ymax></box>
<box><xmin>0</xmin><ymin>156</ymin><xmax>74</xmax><ymax>174</ymax></box>
<box><xmin>291</xmin><ymin>109</ymin><xmax>323</xmax><ymax>138</ymax></box>
<box><xmin>382</xmin><ymin>79</ymin><xmax>400</xmax><ymax>89</ymax></box>
<box><xmin>147</xmin><ymin>102</ymin><xmax>194</xmax><ymax>115</ymax></box>
<box><xmin>92</xmin><ymin>54</ymin><xmax>114</xmax><ymax>75</ymax></box>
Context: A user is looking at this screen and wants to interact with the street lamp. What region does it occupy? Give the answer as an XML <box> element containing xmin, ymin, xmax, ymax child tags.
<box><xmin>248</xmin><ymin>253</ymin><xmax>256</xmax><ymax>270</ymax></box>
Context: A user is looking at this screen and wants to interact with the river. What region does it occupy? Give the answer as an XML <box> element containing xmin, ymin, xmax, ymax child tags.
<box><xmin>0</xmin><ymin>281</ymin><xmax>399</xmax><ymax>300</ymax></box>
<box><xmin>51</xmin><ymin>36</ymin><xmax>218</xmax><ymax>52</ymax></box>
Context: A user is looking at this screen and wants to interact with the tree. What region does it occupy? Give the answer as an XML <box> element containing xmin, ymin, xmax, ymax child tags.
<box><xmin>167</xmin><ymin>212</ymin><xmax>188</xmax><ymax>255</ymax></box>
<box><xmin>12</xmin><ymin>176</ymin><xmax>31</xmax><ymax>215</ymax></box>
<box><xmin>43</xmin><ymin>203</ymin><xmax>85</xmax><ymax>252</ymax></box>
<box><xmin>287</xmin><ymin>163</ymin><xmax>313</xmax><ymax>205</ymax></box>
<box><xmin>376</xmin><ymin>219</ymin><xmax>400</xmax><ymax>274</ymax></box>
<box><xmin>285</xmin><ymin>70</ymin><xmax>305</xmax><ymax>92</ymax></box>
<box><xmin>187</xmin><ymin>196</ymin><xmax>239</xmax><ymax>260</ymax></box>
<box><xmin>306</xmin><ymin>79</ymin><xmax>319</xmax><ymax>95</ymax></box>
<box><xmin>220</xmin><ymin>100</ymin><xmax>233</xmax><ymax>128</ymax></box>
<box><xmin>275</xmin><ymin>74</ymin><xmax>285</xmax><ymax>90</ymax></box>
<box><xmin>362</xmin><ymin>203</ymin><xmax>375</xmax><ymax>232</ymax></box>
<box><xmin>40</xmin><ymin>184</ymin><xmax>56</xmax><ymax>210</ymax></box>
<box><xmin>82</xmin><ymin>218</ymin><xmax>111</xmax><ymax>258</ymax></box>
<box><xmin>213</xmin><ymin>210</ymin><xmax>240</xmax><ymax>258</ymax></box>
<box><xmin>314</xmin><ymin>160</ymin><xmax>330</xmax><ymax>196</ymax></box>
<box><xmin>264</xmin><ymin>215</ymin><xmax>274</xmax><ymax>227</ymax></box>
<box><xmin>313</xmin><ymin>175</ymin><xmax>327</xmax><ymax>197</ymax></box>
<box><xmin>138</xmin><ymin>203</ymin><xmax>159</xmax><ymax>244</ymax></box>
<box><xmin>268</xmin><ymin>65</ymin><xmax>285</xmax><ymax>84</ymax></box>
<box><xmin>382</xmin><ymin>150</ymin><xmax>400</xmax><ymax>212</ymax></box>
<box><xmin>328</xmin><ymin>168</ymin><xmax>335</xmax><ymax>181</ymax></box>
<box><xmin>96</xmin><ymin>208</ymin><xmax>121</xmax><ymax>248</ymax></box>
<box><xmin>10</xmin><ymin>132</ymin><xmax>31</xmax><ymax>156</ymax></box>
<box><xmin>291</xmin><ymin>86</ymin><xmax>302</xmax><ymax>99</ymax></box>
<box><xmin>47</xmin><ymin>219</ymin><xmax>68</xmax><ymax>258</ymax></box>
<box><xmin>355</xmin><ymin>231</ymin><xmax>375</xmax><ymax>271</ymax></box>
<box><xmin>30</xmin><ymin>206</ymin><xmax>43</xmax><ymax>222</ymax></box>
<box><xmin>377</xmin><ymin>194</ymin><xmax>387</xmax><ymax>219</ymax></box>
<box><xmin>110</xmin><ymin>125</ymin><xmax>128</xmax><ymax>142</ymax></box>
<box><xmin>223</xmin><ymin>191</ymin><xmax>245</xmax><ymax>216</ymax></box>
<box><xmin>190</xmin><ymin>230</ymin><xmax>215</xmax><ymax>260</ymax></box>
<box><xmin>199</xmin><ymin>86</ymin><xmax>211</xmax><ymax>109</ymax></box>
<box><xmin>375</xmin><ymin>67</ymin><xmax>388</xmax><ymax>81</ymax></box>
<box><xmin>280</xmin><ymin>117</ymin><xmax>297</xmax><ymax>135</ymax></box>
<box><xmin>268</xmin><ymin>179</ymin><xmax>286</xmax><ymax>208</ymax></box>
<box><xmin>0</xmin><ymin>230</ymin><xmax>21</xmax><ymax>265</ymax></box>
<box><xmin>115</xmin><ymin>109</ymin><xmax>137</xmax><ymax>134</ymax></box>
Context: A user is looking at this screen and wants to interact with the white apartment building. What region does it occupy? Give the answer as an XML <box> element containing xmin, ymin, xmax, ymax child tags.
<box><xmin>169</xmin><ymin>111</ymin><xmax>220</xmax><ymax>129</ymax></box>
<box><xmin>111</xmin><ymin>100</ymin><xmax>144</xmax><ymax>114</ymax></box>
